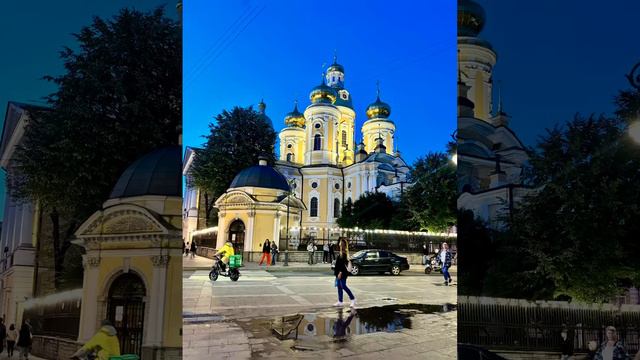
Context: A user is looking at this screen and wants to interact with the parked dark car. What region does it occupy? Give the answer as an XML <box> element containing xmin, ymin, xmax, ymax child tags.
<box><xmin>458</xmin><ymin>344</ymin><xmax>507</xmax><ymax>359</ymax></box>
<box><xmin>332</xmin><ymin>249</ymin><xmax>409</xmax><ymax>275</ymax></box>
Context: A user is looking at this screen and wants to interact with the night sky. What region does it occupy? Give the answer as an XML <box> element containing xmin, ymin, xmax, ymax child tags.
<box><xmin>183</xmin><ymin>0</ymin><xmax>457</xmax><ymax>165</ymax></box>
<box><xmin>0</xmin><ymin>0</ymin><xmax>177</xmax><ymax>218</ymax></box>
<box><xmin>478</xmin><ymin>0</ymin><xmax>640</xmax><ymax>147</ymax></box>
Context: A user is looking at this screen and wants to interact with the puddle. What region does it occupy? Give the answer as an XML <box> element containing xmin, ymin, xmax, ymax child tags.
<box><xmin>237</xmin><ymin>303</ymin><xmax>456</xmax><ymax>353</ymax></box>
<box><xmin>183</xmin><ymin>312</ymin><xmax>224</xmax><ymax>324</ymax></box>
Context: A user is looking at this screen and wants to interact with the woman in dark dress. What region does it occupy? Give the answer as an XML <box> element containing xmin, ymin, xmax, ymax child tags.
<box><xmin>333</xmin><ymin>238</ymin><xmax>356</xmax><ymax>307</ymax></box>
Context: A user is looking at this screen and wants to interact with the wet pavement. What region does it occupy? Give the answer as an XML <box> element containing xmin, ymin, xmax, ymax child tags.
<box><xmin>183</xmin><ymin>258</ymin><xmax>457</xmax><ymax>359</ymax></box>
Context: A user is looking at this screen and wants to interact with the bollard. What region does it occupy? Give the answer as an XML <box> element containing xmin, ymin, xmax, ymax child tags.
<box><xmin>283</xmin><ymin>250</ymin><xmax>289</xmax><ymax>266</ymax></box>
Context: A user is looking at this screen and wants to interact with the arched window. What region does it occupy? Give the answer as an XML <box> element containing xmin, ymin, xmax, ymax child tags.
<box><xmin>313</xmin><ymin>134</ymin><xmax>322</xmax><ymax>151</ymax></box>
<box><xmin>286</xmin><ymin>153</ymin><xmax>294</xmax><ymax>162</ymax></box>
<box><xmin>334</xmin><ymin>198</ymin><xmax>340</xmax><ymax>218</ymax></box>
<box><xmin>342</xmin><ymin>130</ymin><xmax>347</xmax><ymax>147</ymax></box>
<box><xmin>310</xmin><ymin>197</ymin><xmax>318</xmax><ymax>217</ymax></box>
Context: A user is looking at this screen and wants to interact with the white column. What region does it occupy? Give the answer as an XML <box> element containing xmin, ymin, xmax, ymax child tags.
<box><xmin>6</xmin><ymin>202</ymin><xmax>16</xmax><ymax>252</ymax></box>
<box><xmin>272</xmin><ymin>213</ymin><xmax>280</xmax><ymax>245</ymax></box>
<box><xmin>216</xmin><ymin>215</ymin><xmax>226</xmax><ymax>249</ymax></box>
<box><xmin>78</xmin><ymin>255</ymin><xmax>101</xmax><ymax>342</ymax></box>
<box><xmin>245</xmin><ymin>213</ymin><xmax>255</xmax><ymax>251</ymax></box>
<box><xmin>145</xmin><ymin>255</ymin><xmax>168</xmax><ymax>347</ymax></box>
<box><xmin>19</xmin><ymin>203</ymin><xmax>33</xmax><ymax>247</ymax></box>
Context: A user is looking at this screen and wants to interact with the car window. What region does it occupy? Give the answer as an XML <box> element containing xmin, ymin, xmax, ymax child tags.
<box><xmin>352</xmin><ymin>250</ymin><xmax>366</xmax><ymax>258</ymax></box>
<box><xmin>379</xmin><ymin>251</ymin><xmax>392</xmax><ymax>258</ymax></box>
<box><xmin>365</xmin><ymin>251</ymin><xmax>379</xmax><ymax>259</ymax></box>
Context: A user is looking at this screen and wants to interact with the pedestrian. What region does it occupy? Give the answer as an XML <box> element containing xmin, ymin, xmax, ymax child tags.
<box><xmin>71</xmin><ymin>320</ymin><xmax>120</xmax><ymax>360</ymax></box>
<box><xmin>185</xmin><ymin>242</ymin><xmax>190</xmax><ymax>257</ymax></box>
<box><xmin>307</xmin><ymin>241</ymin><xmax>315</xmax><ymax>265</ymax></box>
<box><xmin>560</xmin><ymin>328</ymin><xmax>573</xmax><ymax>360</ymax></box>
<box><xmin>258</xmin><ymin>239</ymin><xmax>271</xmax><ymax>266</ymax></box>
<box><xmin>593</xmin><ymin>326</ymin><xmax>629</xmax><ymax>360</ymax></box>
<box><xmin>7</xmin><ymin>324</ymin><xmax>17</xmax><ymax>358</ymax></box>
<box><xmin>438</xmin><ymin>242</ymin><xmax>453</xmax><ymax>286</ymax></box>
<box><xmin>333</xmin><ymin>308</ymin><xmax>356</xmax><ymax>340</ymax></box>
<box><xmin>190</xmin><ymin>240</ymin><xmax>197</xmax><ymax>259</ymax></box>
<box><xmin>422</xmin><ymin>243</ymin><xmax>429</xmax><ymax>265</ymax></box>
<box><xmin>334</xmin><ymin>238</ymin><xmax>356</xmax><ymax>307</ymax></box>
<box><xmin>182</xmin><ymin>241</ymin><xmax>186</xmax><ymax>255</ymax></box>
<box><xmin>0</xmin><ymin>317</ymin><xmax>6</xmax><ymax>354</ymax></box>
<box><xmin>271</xmin><ymin>241</ymin><xmax>279</xmax><ymax>265</ymax></box>
<box><xmin>16</xmin><ymin>321</ymin><xmax>31</xmax><ymax>360</ymax></box>
<box><xmin>323</xmin><ymin>242</ymin><xmax>329</xmax><ymax>263</ymax></box>
<box><xmin>329</xmin><ymin>241</ymin><xmax>335</xmax><ymax>262</ymax></box>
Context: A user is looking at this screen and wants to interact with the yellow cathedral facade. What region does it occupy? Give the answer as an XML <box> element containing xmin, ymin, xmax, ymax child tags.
<box><xmin>215</xmin><ymin>58</ymin><xmax>412</xmax><ymax>251</ymax></box>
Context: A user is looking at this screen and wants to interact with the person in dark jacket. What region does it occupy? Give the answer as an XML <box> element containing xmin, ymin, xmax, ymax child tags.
<box><xmin>560</xmin><ymin>328</ymin><xmax>574</xmax><ymax>360</ymax></box>
<box><xmin>271</xmin><ymin>242</ymin><xmax>279</xmax><ymax>265</ymax></box>
<box><xmin>328</xmin><ymin>242</ymin><xmax>336</xmax><ymax>262</ymax></box>
<box><xmin>16</xmin><ymin>321</ymin><xmax>31</xmax><ymax>360</ymax></box>
<box><xmin>258</xmin><ymin>239</ymin><xmax>271</xmax><ymax>266</ymax></box>
<box><xmin>333</xmin><ymin>308</ymin><xmax>356</xmax><ymax>340</ymax></box>
<box><xmin>190</xmin><ymin>241</ymin><xmax>197</xmax><ymax>259</ymax></box>
<box><xmin>333</xmin><ymin>238</ymin><xmax>356</xmax><ymax>307</ymax></box>
<box><xmin>0</xmin><ymin>317</ymin><xmax>6</xmax><ymax>354</ymax></box>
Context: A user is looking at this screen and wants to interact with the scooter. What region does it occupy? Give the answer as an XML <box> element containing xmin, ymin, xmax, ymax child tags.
<box><xmin>209</xmin><ymin>255</ymin><xmax>240</xmax><ymax>281</ymax></box>
<box><xmin>424</xmin><ymin>256</ymin><xmax>441</xmax><ymax>274</ymax></box>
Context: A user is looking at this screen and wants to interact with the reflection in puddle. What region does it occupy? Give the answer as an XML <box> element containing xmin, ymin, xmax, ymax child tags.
<box><xmin>263</xmin><ymin>303</ymin><xmax>456</xmax><ymax>345</ymax></box>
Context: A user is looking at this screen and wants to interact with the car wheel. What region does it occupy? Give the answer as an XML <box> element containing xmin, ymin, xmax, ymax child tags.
<box><xmin>425</xmin><ymin>267</ymin><xmax>432</xmax><ymax>274</ymax></box>
<box><xmin>391</xmin><ymin>265</ymin><xmax>401</xmax><ymax>275</ymax></box>
<box><xmin>350</xmin><ymin>264</ymin><xmax>359</xmax><ymax>275</ymax></box>
<box><xmin>209</xmin><ymin>269</ymin><xmax>219</xmax><ymax>281</ymax></box>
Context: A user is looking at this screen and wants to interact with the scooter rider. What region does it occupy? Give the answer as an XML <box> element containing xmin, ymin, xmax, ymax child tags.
<box><xmin>215</xmin><ymin>241</ymin><xmax>235</xmax><ymax>272</ymax></box>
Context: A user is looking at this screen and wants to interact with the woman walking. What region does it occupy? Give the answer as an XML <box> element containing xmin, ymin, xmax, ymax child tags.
<box><xmin>334</xmin><ymin>238</ymin><xmax>356</xmax><ymax>308</ymax></box>
<box><xmin>16</xmin><ymin>322</ymin><xmax>31</xmax><ymax>360</ymax></box>
<box><xmin>7</xmin><ymin>324</ymin><xmax>17</xmax><ymax>358</ymax></box>
<box><xmin>438</xmin><ymin>242</ymin><xmax>453</xmax><ymax>286</ymax></box>
<box><xmin>258</xmin><ymin>239</ymin><xmax>271</xmax><ymax>266</ymax></box>
<box><xmin>190</xmin><ymin>241</ymin><xmax>197</xmax><ymax>259</ymax></box>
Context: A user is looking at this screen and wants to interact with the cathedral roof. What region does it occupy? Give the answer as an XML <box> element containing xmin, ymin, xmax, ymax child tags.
<box><xmin>458</xmin><ymin>0</ymin><xmax>486</xmax><ymax>37</ymax></box>
<box><xmin>110</xmin><ymin>146</ymin><xmax>181</xmax><ymax>199</ymax></box>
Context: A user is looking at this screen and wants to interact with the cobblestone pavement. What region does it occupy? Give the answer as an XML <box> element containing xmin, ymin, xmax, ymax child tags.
<box><xmin>183</xmin><ymin>258</ymin><xmax>457</xmax><ymax>359</ymax></box>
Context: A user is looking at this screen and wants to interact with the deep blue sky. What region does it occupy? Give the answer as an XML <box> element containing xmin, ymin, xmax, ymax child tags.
<box><xmin>183</xmin><ymin>0</ymin><xmax>457</xmax><ymax>165</ymax></box>
<box><xmin>0</xmin><ymin>1</ymin><xmax>177</xmax><ymax>219</ymax></box>
<box><xmin>479</xmin><ymin>0</ymin><xmax>640</xmax><ymax>147</ymax></box>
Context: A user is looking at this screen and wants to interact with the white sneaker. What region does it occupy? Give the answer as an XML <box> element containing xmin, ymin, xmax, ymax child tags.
<box><xmin>350</xmin><ymin>299</ymin><xmax>356</xmax><ymax>308</ymax></box>
<box><xmin>334</xmin><ymin>301</ymin><xmax>344</xmax><ymax>307</ymax></box>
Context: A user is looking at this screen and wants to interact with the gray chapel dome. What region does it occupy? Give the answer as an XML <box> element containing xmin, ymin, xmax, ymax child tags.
<box><xmin>229</xmin><ymin>158</ymin><xmax>290</xmax><ymax>191</ymax></box>
<box><xmin>109</xmin><ymin>146</ymin><xmax>182</xmax><ymax>199</ymax></box>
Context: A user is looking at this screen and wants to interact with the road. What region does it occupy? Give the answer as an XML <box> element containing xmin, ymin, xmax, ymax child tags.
<box><xmin>183</xmin><ymin>257</ymin><xmax>457</xmax><ymax>359</ymax></box>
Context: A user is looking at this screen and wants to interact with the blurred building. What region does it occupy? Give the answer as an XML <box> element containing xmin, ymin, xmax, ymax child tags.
<box><xmin>0</xmin><ymin>102</ymin><xmax>48</xmax><ymax>327</ymax></box>
<box><xmin>456</xmin><ymin>0</ymin><xmax>535</xmax><ymax>229</ymax></box>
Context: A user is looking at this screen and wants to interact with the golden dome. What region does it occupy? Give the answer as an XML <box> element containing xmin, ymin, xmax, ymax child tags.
<box><xmin>284</xmin><ymin>102</ymin><xmax>305</xmax><ymax>128</ymax></box>
<box><xmin>366</xmin><ymin>96</ymin><xmax>391</xmax><ymax>119</ymax></box>
<box><xmin>309</xmin><ymin>75</ymin><xmax>337</xmax><ymax>104</ymax></box>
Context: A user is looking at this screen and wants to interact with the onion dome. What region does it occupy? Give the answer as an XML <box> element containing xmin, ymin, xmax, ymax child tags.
<box><xmin>366</xmin><ymin>96</ymin><xmax>391</xmax><ymax>119</ymax></box>
<box><xmin>310</xmin><ymin>75</ymin><xmax>338</xmax><ymax>104</ymax></box>
<box><xmin>109</xmin><ymin>146</ymin><xmax>181</xmax><ymax>199</ymax></box>
<box><xmin>284</xmin><ymin>101</ymin><xmax>305</xmax><ymax>128</ymax></box>
<box><xmin>327</xmin><ymin>55</ymin><xmax>344</xmax><ymax>74</ymax></box>
<box><xmin>458</xmin><ymin>0</ymin><xmax>486</xmax><ymax>37</ymax></box>
<box><xmin>229</xmin><ymin>156</ymin><xmax>290</xmax><ymax>191</ymax></box>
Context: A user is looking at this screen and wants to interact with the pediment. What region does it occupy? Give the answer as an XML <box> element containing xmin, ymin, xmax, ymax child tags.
<box><xmin>75</xmin><ymin>204</ymin><xmax>168</xmax><ymax>238</ymax></box>
<box><xmin>215</xmin><ymin>190</ymin><xmax>256</xmax><ymax>206</ymax></box>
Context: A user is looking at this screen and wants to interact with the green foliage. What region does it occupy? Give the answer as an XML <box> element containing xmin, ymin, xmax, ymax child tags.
<box><xmin>190</xmin><ymin>106</ymin><xmax>276</xmax><ymax>224</ymax></box>
<box><xmin>7</xmin><ymin>7</ymin><xmax>180</xmax><ymax>288</ymax></box>
<box><xmin>504</xmin><ymin>114</ymin><xmax>640</xmax><ymax>302</ymax></box>
<box><xmin>337</xmin><ymin>192</ymin><xmax>394</xmax><ymax>229</ymax></box>
<box><xmin>403</xmin><ymin>152</ymin><xmax>456</xmax><ymax>233</ymax></box>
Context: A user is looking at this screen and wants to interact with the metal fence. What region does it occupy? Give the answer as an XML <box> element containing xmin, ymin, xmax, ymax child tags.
<box><xmin>23</xmin><ymin>298</ymin><xmax>81</xmax><ymax>340</ymax></box>
<box><xmin>458</xmin><ymin>299</ymin><xmax>640</xmax><ymax>354</ymax></box>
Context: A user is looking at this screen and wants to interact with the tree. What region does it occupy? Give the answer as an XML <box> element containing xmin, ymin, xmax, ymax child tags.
<box><xmin>190</xmin><ymin>106</ymin><xmax>276</xmax><ymax>225</ymax></box>
<box><xmin>8</xmin><ymin>7</ymin><xmax>180</xmax><ymax>288</ymax></box>
<box><xmin>504</xmin><ymin>114</ymin><xmax>640</xmax><ymax>302</ymax></box>
<box><xmin>337</xmin><ymin>192</ymin><xmax>394</xmax><ymax>229</ymax></box>
<box><xmin>403</xmin><ymin>152</ymin><xmax>456</xmax><ymax>233</ymax></box>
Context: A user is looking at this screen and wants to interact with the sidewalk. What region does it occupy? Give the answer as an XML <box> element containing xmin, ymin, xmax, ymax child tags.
<box><xmin>183</xmin><ymin>254</ymin><xmax>456</xmax><ymax>274</ymax></box>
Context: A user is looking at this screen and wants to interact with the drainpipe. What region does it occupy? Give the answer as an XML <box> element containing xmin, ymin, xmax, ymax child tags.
<box><xmin>297</xmin><ymin>166</ymin><xmax>304</xmax><ymax>230</ymax></box>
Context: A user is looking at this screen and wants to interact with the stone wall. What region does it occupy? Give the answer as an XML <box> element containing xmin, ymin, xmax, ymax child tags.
<box><xmin>31</xmin><ymin>335</ymin><xmax>79</xmax><ymax>359</ymax></box>
<box><xmin>196</xmin><ymin>247</ymin><xmax>426</xmax><ymax>265</ymax></box>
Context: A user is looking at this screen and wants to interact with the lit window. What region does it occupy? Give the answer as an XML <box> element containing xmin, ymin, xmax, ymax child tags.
<box><xmin>342</xmin><ymin>130</ymin><xmax>347</xmax><ymax>146</ymax></box>
<box><xmin>310</xmin><ymin>197</ymin><xmax>318</xmax><ymax>217</ymax></box>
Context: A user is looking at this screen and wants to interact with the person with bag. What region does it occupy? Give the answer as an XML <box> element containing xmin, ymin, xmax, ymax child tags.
<box><xmin>190</xmin><ymin>240</ymin><xmax>197</xmax><ymax>259</ymax></box>
<box><xmin>70</xmin><ymin>320</ymin><xmax>121</xmax><ymax>360</ymax></box>
<box><xmin>333</xmin><ymin>238</ymin><xmax>356</xmax><ymax>308</ymax></box>
<box><xmin>438</xmin><ymin>242</ymin><xmax>453</xmax><ymax>286</ymax></box>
